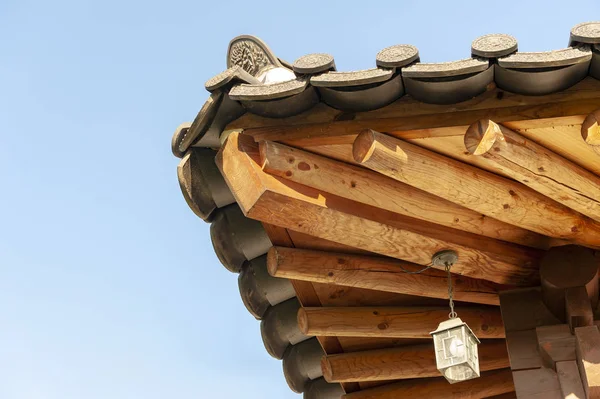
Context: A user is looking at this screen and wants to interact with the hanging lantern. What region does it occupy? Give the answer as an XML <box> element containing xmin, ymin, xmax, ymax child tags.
<box><xmin>430</xmin><ymin>250</ymin><xmax>481</xmax><ymax>384</ymax></box>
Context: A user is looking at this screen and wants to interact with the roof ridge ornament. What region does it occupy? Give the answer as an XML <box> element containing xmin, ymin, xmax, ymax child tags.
<box><xmin>227</xmin><ymin>35</ymin><xmax>283</xmax><ymax>77</ymax></box>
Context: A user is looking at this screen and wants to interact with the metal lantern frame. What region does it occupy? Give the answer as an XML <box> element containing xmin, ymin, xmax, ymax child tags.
<box><xmin>430</xmin><ymin>250</ymin><xmax>482</xmax><ymax>384</ymax></box>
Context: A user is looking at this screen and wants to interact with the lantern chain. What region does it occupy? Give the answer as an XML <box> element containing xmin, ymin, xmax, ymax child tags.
<box><xmin>445</xmin><ymin>262</ymin><xmax>457</xmax><ymax>319</ymax></box>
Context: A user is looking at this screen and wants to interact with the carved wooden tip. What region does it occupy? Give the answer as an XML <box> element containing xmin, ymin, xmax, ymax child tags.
<box><xmin>352</xmin><ymin>129</ymin><xmax>378</xmax><ymax>163</ymax></box>
<box><xmin>297</xmin><ymin>308</ymin><xmax>309</xmax><ymax>335</ymax></box>
<box><xmin>465</xmin><ymin>119</ymin><xmax>503</xmax><ymax>155</ymax></box>
<box><xmin>266</xmin><ymin>246</ymin><xmax>280</xmax><ymax>277</ymax></box>
<box><xmin>321</xmin><ymin>356</ymin><xmax>334</xmax><ymax>383</ymax></box>
<box><xmin>258</xmin><ymin>140</ymin><xmax>269</xmax><ymax>167</ymax></box>
<box><xmin>582</xmin><ymin>110</ymin><xmax>600</xmax><ymax>146</ymax></box>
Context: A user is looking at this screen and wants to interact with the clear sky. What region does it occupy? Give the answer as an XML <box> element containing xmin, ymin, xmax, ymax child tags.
<box><xmin>1</xmin><ymin>1</ymin><xmax>598</xmax><ymax>398</ymax></box>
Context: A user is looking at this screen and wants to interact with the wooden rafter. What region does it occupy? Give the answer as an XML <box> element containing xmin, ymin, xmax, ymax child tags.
<box><xmin>352</xmin><ymin>129</ymin><xmax>600</xmax><ymax>247</ymax></box>
<box><xmin>321</xmin><ymin>339</ymin><xmax>509</xmax><ymax>382</ymax></box>
<box><xmin>298</xmin><ymin>306</ymin><xmax>505</xmax><ymax>339</ymax></box>
<box><xmin>260</xmin><ymin>140</ymin><xmax>551</xmax><ymax>249</ymax></box>
<box><xmin>268</xmin><ymin>247</ymin><xmax>505</xmax><ymax>306</ymax></box>
<box><xmin>217</xmin><ymin>132</ymin><xmax>541</xmax><ymax>286</ymax></box>
<box><xmin>466</xmin><ymin>119</ymin><xmax>600</xmax><ymax>224</ymax></box>
<box><xmin>342</xmin><ymin>369</ymin><xmax>515</xmax><ymax>399</ymax></box>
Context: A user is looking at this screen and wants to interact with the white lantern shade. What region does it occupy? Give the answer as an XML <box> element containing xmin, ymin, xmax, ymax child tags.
<box><xmin>430</xmin><ymin>317</ymin><xmax>481</xmax><ymax>384</ymax></box>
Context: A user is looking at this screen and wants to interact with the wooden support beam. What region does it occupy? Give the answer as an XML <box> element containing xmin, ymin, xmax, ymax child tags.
<box><xmin>556</xmin><ymin>360</ymin><xmax>586</xmax><ymax>399</ymax></box>
<box><xmin>268</xmin><ymin>247</ymin><xmax>505</xmax><ymax>306</ymax></box>
<box><xmin>499</xmin><ymin>288</ymin><xmax>561</xmax><ymax>333</ymax></box>
<box><xmin>582</xmin><ymin>109</ymin><xmax>600</xmax><ymax>150</ymax></box>
<box><xmin>218</xmin><ymin>132</ymin><xmax>540</xmax><ymax>286</ymax></box>
<box><xmin>536</xmin><ymin>325</ymin><xmax>576</xmax><ymax>369</ymax></box>
<box><xmin>466</xmin><ymin>119</ymin><xmax>600</xmax><ymax>223</ymax></box>
<box><xmin>260</xmin><ymin>140</ymin><xmax>550</xmax><ymax>249</ymax></box>
<box><xmin>352</xmin><ymin>129</ymin><xmax>600</xmax><ymax>248</ymax></box>
<box><xmin>512</xmin><ymin>368</ymin><xmax>562</xmax><ymax>399</ymax></box>
<box><xmin>566</xmin><ymin>286</ymin><xmax>594</xmax><ymax>333</ymax></box>
<box><xmin>540</xmin><ymin>245</ymin><xmax>599</xmax><ymax>321</ymax></box>
<box><xmin>297</xmin><ymin>306</ymin><xmax>505</xmax><ymax>340</ymax></box>
<box><xmin>342</xmin><ymin>369</ymin><xmax>514</xmax><ymax>399</ymax></box>
<box><xmin>575</xmin><ymin>325</ymin><xmax>600</xmax><ymax>398</ymax></box>
<box><xmin>505</xmin><ymin>329</ymin><xmax>543</xmax><ymax>371</ymax></box>
<box><xmin>321</xmin><ymin>339</ymin><xmax>509</xmax><ymax>383</ymax></box>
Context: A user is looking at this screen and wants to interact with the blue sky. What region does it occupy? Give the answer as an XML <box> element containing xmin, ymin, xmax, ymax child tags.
<box><xmin>0</xmin><ymin>1</ymin><xmax>598</xmax><ymax>398</ymax></box>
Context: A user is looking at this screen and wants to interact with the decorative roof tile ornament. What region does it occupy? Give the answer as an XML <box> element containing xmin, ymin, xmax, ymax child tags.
<box><xmin>376</xmin><ymin>44</ymin><xmax>420</xmax><ymax>68</ymax></box>
<box><xmin>292</xmin><ymin>53</ymin><xmax>336</xmax><ymax>74</ymax></box>
<box><xmin>570</xmin><ymin>21</ymin><xmax>600</xmax><ymax>44</ymax></box>
<box><xmin>471</xmin><ymin>34</ymin><xmax>518</xmax><ymax>58</ymax></box>
<box><xmin>227</xmin><ymin>35</ymin><xmax>283</xmax><ymax>75</ymax></box>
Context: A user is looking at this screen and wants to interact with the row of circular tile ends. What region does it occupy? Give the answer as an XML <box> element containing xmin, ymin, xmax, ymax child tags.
<box><xmin>172</xmin><ymin>21</ymin><xmax>600</xmax><ymax>157</ymax></box>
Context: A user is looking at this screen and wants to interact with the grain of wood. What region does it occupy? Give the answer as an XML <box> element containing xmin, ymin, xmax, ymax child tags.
<box><xmin>342</xmin><ymin>369</ymin><xmax>514</xmax><ymax>399</ymax></box>
<box><xmin>217</xmin><ymin>132</ymin><xmax>540</xmax><ymax>286</ymax></box>
<box><xmin>352</xmin><ymin>129</ymin><xmax>600</xmax><ymax>247</ymax></box>
<box><xmin>298</xmin><ymin>306</ymin><xmax>505</xmax><ymax>339</ymax></box>
<box><xmin>268</xmin><ymin>246</ymin><xmax>505</xmax><ymax>306</ymax></box>
<box><xmin>260</xmin><ymin>140</ymin><xmax>551</xmax><ymax>249</ymax></box>
<box><xmin>321</xmin><ymin>339</ymin><xmax>509</xmax><ymax>382</ymax></box>
<box><xmin>466</xmin><ymin>120</ymin><xmax>600</xmax><ymax>223</ymax></box>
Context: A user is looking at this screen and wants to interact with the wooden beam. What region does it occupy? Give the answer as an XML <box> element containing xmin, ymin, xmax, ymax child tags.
<box><xmin>582</xmin><ymin>109</ymin><xmax>600</xmax><ymax>149</ymax></box>
<box><xmin>556</xmin><ymin>360</ymin><xmax>586</xmax><ymax>399</ymax></box>
<box><xmin>321</xmin><ymin>339</ymin><xmax>509</xmax><ymax>383</ymax></box>
<box><xmin>352</xmin><ymin>129</ymin><xmax>600</xmax><ymax>248</ymax></box>
<box><xmin>342</xmin><ymin>369</ymin><xmax>514</xmax><ymax>399</ymax></box>
<box><xmin>536</xmin><ymin>325</ymin><xmax>576</xmax><ymax>369</ymax></box>
<box><xmin>466</xmin><ymin>119</ymin><xmax>600</xmax><ymax>223</ymax></box>
<box><xmin>575</xmin><ymin>325</ymin><xmax>600</xmax><ymax>398</ymax></box>
<box><xmin>499</xmin><ymin>288</ymin><xmax>560</xmax><ymax>333</ymax></box>
<box><xmin>260</xmin><ymin>140</ymin><xmax>550</xmax><ymax>249</ymax></box>
<box><xmin>268</xmin><ymin>247</ymin><xmax>505</xmax><ymax>306</ymax></box>
<box><xmin>566</xmin><ymin>286</ymin><xmax>594</xmax><ymax>332</ymax></box>
<box><xmin>297</xmin><ymin>306</ymin><xmax>505</xmax><ymax>340</ymax></box>
<box><xmin>217</xmin><ymin>132</ymin><xmax>540</xmax><ymax>286</ymax></box>
<box><xmin>505</xmin><ymin>329</ymin><xmax>543</xmax><ymax>371</ymax></box>
<box><xmin>512</xmin><ymin>368</ymin><xmax>562</xmax><ymax>399</ymax></box>
<box><xmin>540</xmin><ymin>245</ymin><xmax>599</xmax><ymax>321</ymax></box>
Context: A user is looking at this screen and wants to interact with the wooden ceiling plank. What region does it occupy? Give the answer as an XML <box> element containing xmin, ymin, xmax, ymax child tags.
<box><xmin>341</xmin><ymin>369</ymin><xmax>514</xmax><ymax>399</ymax></box>
<box><xmin>260</xmin><ymin>140</ymin><xmax>551</xmax><ymax>249</ymax></box>
<box><xmin>268</xmin><ymin>247</ymin><xmax>505</xmax><ymax>306</ymax></box>
<box><xmin>352</xmin><ymin>129</ymin><xmax>600</xmax><ymax>248</ymax></box>
<box><xmin>321</xmin><ymin>339</ymin><xmax>509</xmax><ymax>383</ymax></box>
<box><xmin>466</xmin><ymin>120</ymin><xmax>600</xmax><ymax>223</ymax></box>
<box><xmin>297</xmin><ymin>306</ymin><xmax>505</xmax><ymax>339</ymax></box>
